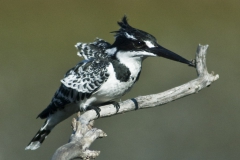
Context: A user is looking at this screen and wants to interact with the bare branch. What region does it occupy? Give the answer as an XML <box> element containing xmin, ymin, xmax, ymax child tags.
<box><xmin>52</xmin><ymin>44</ymin><xmax>219</xmax><ymax>159</ymax></box>
<box><xmin>52</xmin><ymin>113</ymin><xmax>107</xmax><ymax>160</ymax></box>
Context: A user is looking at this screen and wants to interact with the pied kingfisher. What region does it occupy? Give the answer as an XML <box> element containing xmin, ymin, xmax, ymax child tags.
<box><xmin>25</xmin><ymin>16</ymin><xmax>194</xmax><ymax>150</ymax></box>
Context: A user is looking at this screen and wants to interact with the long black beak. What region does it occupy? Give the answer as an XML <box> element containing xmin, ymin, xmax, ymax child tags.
<box><xmin>147</xmin><ymin>45</ymin><xmax>195</xmax><ymax>67</ymax></box>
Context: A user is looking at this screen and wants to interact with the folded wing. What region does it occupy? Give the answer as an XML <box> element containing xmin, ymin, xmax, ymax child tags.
<box><xmin>75</xmin><ymin>38</ymin><xmax>111</xmax><ymax>60</ymax></box>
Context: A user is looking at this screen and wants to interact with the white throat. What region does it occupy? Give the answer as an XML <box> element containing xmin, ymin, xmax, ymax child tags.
<box><xmin>116</xmin><ymin>51</ymin><xmax>142</xmax><ymax>78</ymax></box>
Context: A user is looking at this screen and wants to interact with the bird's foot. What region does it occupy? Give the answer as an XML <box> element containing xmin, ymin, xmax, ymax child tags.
<box><xmin>131</xmin><ymin>98</ymin><xmax>139</xmax><ymax>110</ymax></box>
<box><xmin>112</xmin><ymin>101</ymin><xmax>120</xmax><ymax>113</ymax></box>
<box><xmin>102</xmin><ymin>101</ymin><xmax>120</xmax><ymax>113</ymax></box>
<box><xmin>86</xmin><ymin>106</ymin><xmax>101</xmax><ymax>118</ymax></box>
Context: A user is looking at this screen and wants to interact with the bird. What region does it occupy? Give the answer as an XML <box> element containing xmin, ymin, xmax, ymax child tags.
<box><xmin>25</xmin><ymin>16</ymin><xmax>195</xmax><ymax>150</ymax></box>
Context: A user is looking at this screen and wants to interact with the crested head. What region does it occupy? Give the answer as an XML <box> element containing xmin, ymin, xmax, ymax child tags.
<box><xmin>111</xmin><ymin>16</ymin><xmax>158</xmax><ymax>49</ymax></box>
<box><xmin>108</xmin><ymin>16</ymin><xmax>160</xmax><ymax>61</ymax></box>
<box><xmin>107</xmin><ymin>16</ymin><xmax>194</xmax><ymax>67</ymax></box>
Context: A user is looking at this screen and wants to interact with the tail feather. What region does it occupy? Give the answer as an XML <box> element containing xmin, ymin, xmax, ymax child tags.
<box><xmin>25</xmin><ymin>128</ymin><xmax>51</xmax><ymax>150</ymax></box>
<box><xmin>37</xmin><ymin>103</ymin><xmax>57</xmax><ymax>119</ymax></box>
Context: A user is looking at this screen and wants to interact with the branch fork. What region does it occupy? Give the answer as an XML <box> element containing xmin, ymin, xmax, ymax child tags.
<box><xmin>52</xmin><ymin>44</ymin><xmax>219</xmax><ymax>160</ymax></box>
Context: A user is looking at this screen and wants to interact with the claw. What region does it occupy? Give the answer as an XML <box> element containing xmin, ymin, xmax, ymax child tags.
<box><xmin>112</xmin><ymin>102</ymin><xmax>120</xmax><ymax>113</ymax></box>
<box><xmin>86</xmin><ymin>106</ymin><xmax>101</xmax><ymax>118</ymax></box>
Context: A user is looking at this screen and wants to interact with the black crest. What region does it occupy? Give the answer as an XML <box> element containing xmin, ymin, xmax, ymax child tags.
<box><xmin>117</xmin><ymin>16</ymin><xmax>132</xmax><ymax>30</ymax></box>
<box><xmin>112</xmin><ymin>16</ymin><xmax>157</xmax><ymax>42</ymax></box>
<box><xmin>112</xmin><ymin>16</ymin><xmax>136</xmax><ymax>37</ymax></box>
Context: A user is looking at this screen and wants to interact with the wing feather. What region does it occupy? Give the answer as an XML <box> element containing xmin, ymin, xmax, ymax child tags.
<box><xmin>75</xmin><ymin>38</ymin><xmax>111</xmax><ymax>60</ymax></box>
<box><xmin>38</xmin><ymin>58</ymin><xmax>110</xmax><ymax>119</ymax></box>
<box><xmin>61</xmin><ymin>58</ymin><xmax>110</xmax><ymax>93</ymax></box>
<box><xmin>38</xmin><ymin>38</ymin><xmax>112</xmax><ymax>119</ymax></box>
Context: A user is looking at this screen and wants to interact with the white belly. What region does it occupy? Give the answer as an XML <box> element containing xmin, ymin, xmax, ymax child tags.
<box><xmin>79</xmin><ymin>62</ymin><xmax>141</xmax><ymax>109</ymax></box>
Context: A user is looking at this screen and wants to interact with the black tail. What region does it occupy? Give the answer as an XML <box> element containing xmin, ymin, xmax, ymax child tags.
<box><xmin>37</xmin><ymin>103</ymin><xmax>58</xmax><ymax>119</ymax></box>
<box><xmin>37</xmin><ymin>84</ymin><xmax>73</xmax><ymax>119</ymax></box>
<box><xmin>25</xmin><ymin>128</ymin><xmax>51</xmax><ymax>150</ymax></box>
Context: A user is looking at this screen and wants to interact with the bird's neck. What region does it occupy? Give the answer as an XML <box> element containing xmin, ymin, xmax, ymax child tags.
<box><xmin>115</xmin><ymin>51</ymin><xmax>142</xmax><ymax>80</ymax></box>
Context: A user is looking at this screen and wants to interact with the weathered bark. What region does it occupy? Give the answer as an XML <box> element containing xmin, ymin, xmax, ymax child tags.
<box><xmin>52</xmin><ymin>44</ymin><xmax>219</xmax><ymax>160</ymax></box>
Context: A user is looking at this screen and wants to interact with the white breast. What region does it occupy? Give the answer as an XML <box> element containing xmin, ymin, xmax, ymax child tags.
<box><xmin>79</xmin><ymin>58</ymin><xmax>141</xmax><ymax>109</ymax></box>
<box><xmin>95</xmin><ymin>63</ymin><xmax>138</xmax><ymax>100</ymax></box>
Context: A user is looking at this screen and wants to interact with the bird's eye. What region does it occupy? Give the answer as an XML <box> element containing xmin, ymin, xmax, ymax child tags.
<box><xmin>133</xmin><ymin>41</ymin><xmax>146</xmax><ymax>49</ymax></box>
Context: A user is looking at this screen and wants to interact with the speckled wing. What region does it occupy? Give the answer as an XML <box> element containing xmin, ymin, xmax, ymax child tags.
<box><xmin>38</xmin><ymin>58</ymin><xmax>111</xmax><ymax>119</ymax></box>
<box><xmin>61</xmin><ymin>59</ymin><xmax>110</xmax><ymax>94</ymax></box>
<box><xmin>75</xmin><ymin>38</ymin><xmax>111</xmax><ymax>60</ymax></box>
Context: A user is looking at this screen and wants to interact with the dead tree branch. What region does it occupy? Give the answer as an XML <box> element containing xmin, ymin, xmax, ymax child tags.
<box><xmin>52</xmin><ymin>44</ymin><xmax>219</xmax><ymax>160</ymax></box>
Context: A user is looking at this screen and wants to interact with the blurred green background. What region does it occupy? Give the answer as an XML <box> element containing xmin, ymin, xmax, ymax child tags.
<box><xmin>1</xmin><ymin>0</ymin><xmax>240</xmax><ymax>159</ymax></box>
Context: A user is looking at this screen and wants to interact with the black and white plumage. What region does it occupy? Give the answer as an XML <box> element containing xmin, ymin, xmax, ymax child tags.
<box><xmin>25</xmin><ymin>16</ymin><xmax>194</xmax><ymax>150</ymax></box>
